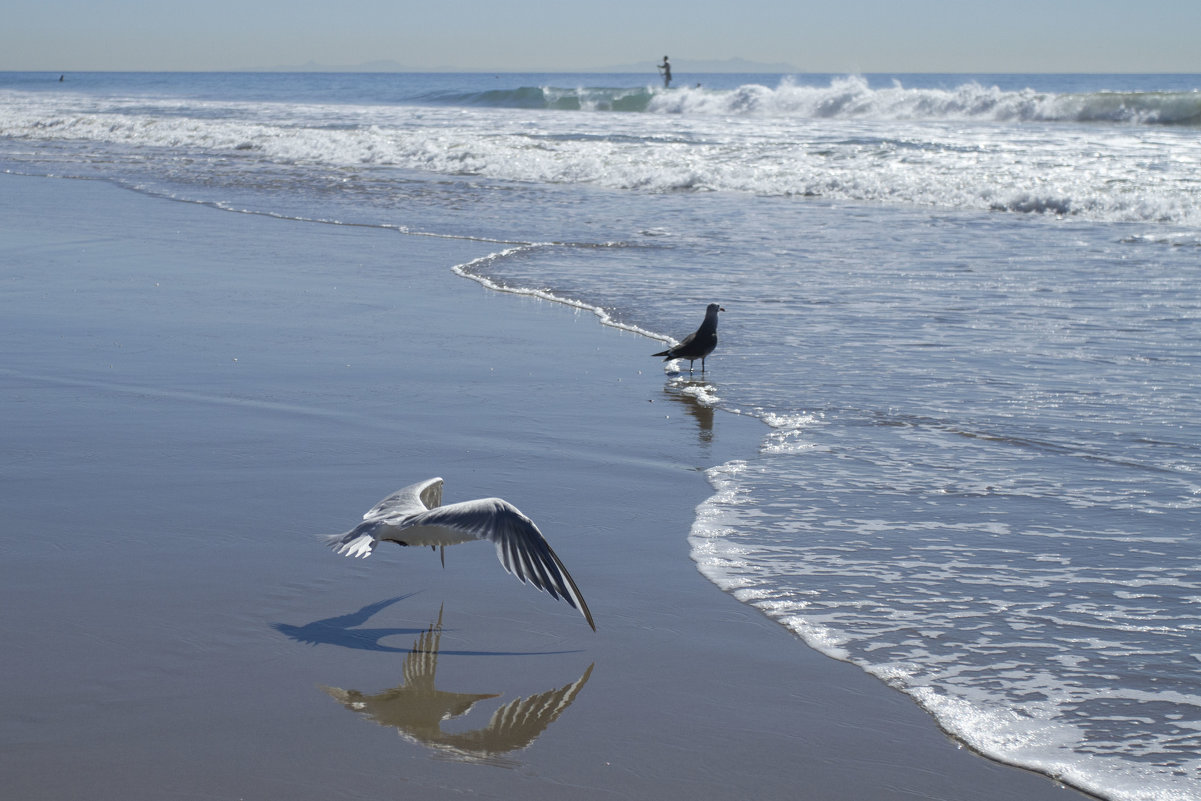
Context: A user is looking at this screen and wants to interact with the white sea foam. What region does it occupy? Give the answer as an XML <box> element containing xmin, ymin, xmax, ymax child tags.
<box><xmin>648</xmin><ymin>75</ymin><xmax>1201</xmax><ymax>126</ymax></box>
<box><xmin>692</xmin><ymin>435</ymin><xmax>1201</xmax><ymax>801</ymax></box>
<box><xmin>450</xmin><ymin>247</ymin><xmax>671</xmax><ymax>342</ymax></box>
<box><xmin>3</xmin><ymin>81</ymin><xmax>1200</xmax><ymax>226</ymax></box>
<box><xmin>665</xmin><ymin>376</ymin><xmax>720</xmax><ymax>405</ymax></box>
<box><xmin>760</xmin><ymin>412</ymin><xmax>821</xmax><ymax>454</ymax></box>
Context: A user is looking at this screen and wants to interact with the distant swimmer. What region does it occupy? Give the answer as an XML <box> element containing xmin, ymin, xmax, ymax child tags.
<box><xmin>652</xmin><ymin>303</ymin><xmax>724</xmax><ymax>373</ymax></box>
<box><xmin>657</xmin><ymin>55</ymin><xmax>672</xmax><ymax>88</ymax></box>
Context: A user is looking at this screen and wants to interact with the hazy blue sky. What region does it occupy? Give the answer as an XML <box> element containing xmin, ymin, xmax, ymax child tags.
<box><xmin>6</xmin><ymin>0</ymin><xmax>1200</xmax><ymax>73</ymax></box>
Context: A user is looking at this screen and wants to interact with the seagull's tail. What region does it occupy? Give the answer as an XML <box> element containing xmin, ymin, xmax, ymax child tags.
<box><xmin>325</xmin><ymin>530</ymin><xmax>377</xmax><ymax>559</ymax></box>
<box><xmin>652</xmin><ymin>348</ymin><xmax>673</xmax><ymax>359</ymax></box>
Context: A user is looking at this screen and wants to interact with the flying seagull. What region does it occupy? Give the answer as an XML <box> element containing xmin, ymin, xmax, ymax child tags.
<box><xmin>326</xmin><ymin>477</ymin><xmax>595</xmax><ymax>630</ymax></box>
<box><xmin>652</xmin><ymin>303</ymin><xmax>724</xmax><ymax>373</ymax></box>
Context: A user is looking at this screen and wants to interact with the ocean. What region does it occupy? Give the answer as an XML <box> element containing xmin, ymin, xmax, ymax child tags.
<box><xmin>2</xmin><ymin>70</ymin><xmax>1199</xmax><ymax>801</ymax></box>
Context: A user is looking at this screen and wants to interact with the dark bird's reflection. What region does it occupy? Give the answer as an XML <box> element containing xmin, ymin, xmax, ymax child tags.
<box><xmin>663</xmin><ymin>377</ymin><xmax>717</xmax><ymax>441</ymax></box>
<box><xmin>321</xmin><ymin>607</ymin><xmax>594</xmax><ymax>765</ymax></box>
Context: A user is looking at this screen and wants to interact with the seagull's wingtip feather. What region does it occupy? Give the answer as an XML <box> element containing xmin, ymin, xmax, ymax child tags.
<box><xmin>326</xmin><ymin>531</ymin><xmax>376</xmax><ymax>559</ymax></box>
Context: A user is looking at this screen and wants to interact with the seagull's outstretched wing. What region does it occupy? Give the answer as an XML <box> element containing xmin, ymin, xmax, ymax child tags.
<box><xmin>364</xmin><ymin>477</ymin><xmax>445</xmax><ymax>521</ymax></box>
<box><xmin>408</xmin><ymin>499</ymin><xmax>596</xmax><ymax>631</ymax></box>
<box><xmin>326</xmin><ymin>478</ymin><xmax>446</xmax><ymax>558</ymax></box>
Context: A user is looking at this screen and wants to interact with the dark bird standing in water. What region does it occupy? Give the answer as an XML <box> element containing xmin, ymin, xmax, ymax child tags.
<box><xmin>652</xmin><ymin>303</ymin><xmax>724</xmax><ymax>373</ymax></box>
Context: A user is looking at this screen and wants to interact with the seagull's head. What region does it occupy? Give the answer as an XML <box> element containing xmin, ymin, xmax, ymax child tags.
<box><xmin>706</xmin><ymin>303</ymin><xmax>725</xmax><ymax>316</ymax></box>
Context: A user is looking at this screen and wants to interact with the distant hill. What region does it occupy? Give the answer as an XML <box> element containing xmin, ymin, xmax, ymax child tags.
<box><xmin>254</xmin><ymin>59</ymin><xmax>430</xmax><ymax>73</ymax></box>
<box><xmin>253</xmin><ymin>57</ymin><xmax>801</xmax><ymax>74</ymax></box>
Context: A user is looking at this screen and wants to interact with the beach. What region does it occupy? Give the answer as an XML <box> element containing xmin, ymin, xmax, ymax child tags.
<box><xmin>0</xmin><ymin>173</ymin><xmax>1091</xmax><ymax>800</ymax></box>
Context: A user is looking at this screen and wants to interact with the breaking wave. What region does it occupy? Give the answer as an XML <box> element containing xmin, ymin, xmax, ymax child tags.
<box><xmin>420</xmin><ymin>76</ymin><xmax>1201</xmax><ymax>126</ymax></box>
<box><xmin>649</xmin><ymin>76</ymin><xmax>1201</xmax><ymax>126</ymax></box>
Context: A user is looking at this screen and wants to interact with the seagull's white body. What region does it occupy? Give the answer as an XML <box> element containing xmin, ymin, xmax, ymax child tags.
<box><xmin>326</xmin><ymin>477</ymin><xmax>595</xmax><ymax>630</ymax></box>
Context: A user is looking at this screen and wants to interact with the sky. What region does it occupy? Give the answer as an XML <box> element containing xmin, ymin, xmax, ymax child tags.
<box><xmin>5</xmin><ymin>0</ymin><xmax>1200</xmax><ymax>73</ymax></box>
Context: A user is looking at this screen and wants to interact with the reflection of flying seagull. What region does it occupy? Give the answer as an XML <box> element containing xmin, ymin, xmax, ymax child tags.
<box><xmin>321</xmin><ymin>608</ymin><xmax>594</xmax><ymax>764</ymax></box>
<box><xmin>652</xmin><ymin>303</ymin><xmax>724</xmax><ymax>373</ymax></box>
<box><xmin>326</xmin><ymin>477</ymin><xmax>595</xmax><ymax>630</ymax></box>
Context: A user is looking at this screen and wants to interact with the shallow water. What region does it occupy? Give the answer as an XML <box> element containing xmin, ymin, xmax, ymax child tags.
<box><xmin>3</xmin><ymin>70</ymin><xmax>1199</xmax><ymax>800</ymax></box>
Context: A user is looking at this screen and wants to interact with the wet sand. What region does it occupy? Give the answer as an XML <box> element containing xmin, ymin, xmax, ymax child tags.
<box><xmin>0</xmin><ymin>173</ymin><xmax>1087</xmax><ymax>800</ymax></box>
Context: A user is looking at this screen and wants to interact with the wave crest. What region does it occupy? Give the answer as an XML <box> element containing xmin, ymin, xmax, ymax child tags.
<box><xmin>420</xmin><ymin>85</ymin><xmax>656</xmax><ymax>112</ymax></box>
<box><xmin>416</xmin><ymin>76</ymin><xmax>1201</xmax><ymax>126</ymax></box>
<box><xmin>646</xmin><ymin>76</ymin><xmax>1201</xmax><ymax>125</ymax></box>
